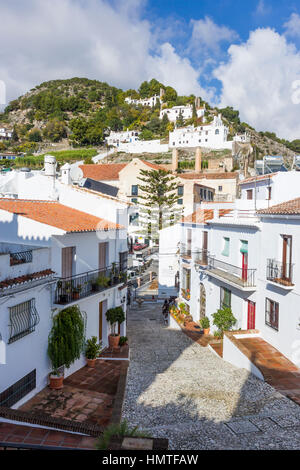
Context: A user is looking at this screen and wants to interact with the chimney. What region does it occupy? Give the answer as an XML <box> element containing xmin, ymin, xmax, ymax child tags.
<box><xmin>195</xmin><ymin>147</ymin><xmax>202</xmax><ymax>173</ymax></box>
<box><xmin>172</xmin><ymin>148</ymin><xmax>179</xmax><ymax>172</ymax></box>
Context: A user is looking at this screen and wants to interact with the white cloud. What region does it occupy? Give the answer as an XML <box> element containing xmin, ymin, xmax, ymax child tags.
<box><xmin>283</xmin><ymin>13</ymin><xmax>300</xmax><ymax>38</ymax></box>
<box><xmin>214</xmin><ymin>28</ymin><xmax>300</xmax><ymax>140</ymax></box>
<box><xmin>189</xmin><ymin>16</ymin><xmax>238</xmax><ymax>55</ymax></box>
<box><xmin>255</xmin><ymin>0</ymin><xmax>271</xmax><ymax>16</ymax></box>
<box><xmin>0</xmin><ymin>0</ymin><xmax>204</xmax><ymax>104</ymax></box>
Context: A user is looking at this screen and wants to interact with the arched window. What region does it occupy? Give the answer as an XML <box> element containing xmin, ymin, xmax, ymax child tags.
<box><xmin>215</xmin><ymin>129</ymin><xmax>220</xmax><ymax>135</ymax></box>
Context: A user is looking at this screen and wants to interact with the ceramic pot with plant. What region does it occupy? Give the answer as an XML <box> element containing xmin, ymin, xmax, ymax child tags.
<box><xmin>49</xmin><ymin>369</ymin><xmax>64</xmax><ymax>390</ymax></box>
<box><xmin>85</xmin><ymin>336</ymin><xmax>102</xmax><ymax>367</ymax></box>
<box><xmin>200</xmin><ymin>316</ymin><xmax>210</xmax><ymax>335</ymax></box>
<box><xmin>106</xmin><ymin>306</ymin><xmax>125</xmax><ymax>349</ymax></box>
<box><xmin>119</xmin><ymin>336</ymin><xmax>128</xmax><ymax>348</ymax></box>
<box><xmin>72</xmin><ymin>284</ymin><xmax>82</xmax><ymax>300</ymax></box>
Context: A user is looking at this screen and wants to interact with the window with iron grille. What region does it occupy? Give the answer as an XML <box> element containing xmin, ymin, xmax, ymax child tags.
<box><xmin>0</xmin><ymin>370</ymin><xmax>36</xmax><ymax>407</ymax></box>
<box><xmin>8</xmin><ymin>299</ymin><xmax>40</xmax><ymax>344</ymax></box>
<box><xmin>265</xmin><ymin>298</ymin><xmax>279</xmax><ymax>331</ymax></box>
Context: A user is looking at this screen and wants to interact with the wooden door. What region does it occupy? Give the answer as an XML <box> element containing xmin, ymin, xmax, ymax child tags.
<box><xmin>282</xmin><ymin>236</ymin><xmax>292</xmax><ymax>281</ymax></box>
<box><xmin>247</xmin><ymin>301</ymin><xmax>256</xmax><ymax>329</ymax></box>
<box><xmin>99</xmin><ymin>242</ymin><xmax>108</xmax><ymax>271</ymax></box>
<box><xmin>61</xmin><ymin>246</ymin><xmax>75</xmax><ymax>278</ymax></box>
<box><xmin>99</xmin><ymin>301</ymin><xmax>103</xmax><ymax>341</ymax></box>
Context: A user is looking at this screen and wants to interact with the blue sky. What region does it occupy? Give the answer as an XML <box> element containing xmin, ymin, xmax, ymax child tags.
<box><xmin>0</xmin><ymin>0</ymin><xmax>300</xmax><ymax>139</ymax></box>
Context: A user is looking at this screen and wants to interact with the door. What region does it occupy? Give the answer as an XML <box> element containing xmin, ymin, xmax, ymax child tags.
<box><xmin>99</xmin><ymin>299</ymin><xmax>108</xmax><ymax>341</ymax></box>
<box><xmin>61</xmin><ymin>246</ymin><xmax>75</xmax><ymax>278</ymax></box>
<box><xmin>242</xmin><ymin>252</ymin><xmax>248</xmax><ymax>282</ymax></box>
<box><xmin>247</xmin><ymin>301</ymin><xmax>256</xmax><ymax>329</ymax></box>
<box><xmin>99</xmin><ymin>242</ymin><xmax>108</xmax><ymax>271</ymax></box>
<box><xmin>202</xmin><ymin>231</ymin><xmax>208</xmax><ymax>264</ymax></box>
<box><xmin>282</xmin><ymin>235</ymin><xmax>292</xmax><ymax>281</ymax></box>
<box><xmin>187</xmin><ymin>229</ymin><xmax>192</xmax><ymax>257</ymax></box>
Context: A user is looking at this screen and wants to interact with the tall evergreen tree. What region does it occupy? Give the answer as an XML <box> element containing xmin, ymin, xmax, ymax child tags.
<box><xmin>137</xmin><ymin>168</ymin><xmax>181</xmax><ymax>243</ymax></box>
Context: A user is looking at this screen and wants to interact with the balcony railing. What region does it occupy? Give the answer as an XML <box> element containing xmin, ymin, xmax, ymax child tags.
<box><xmin>194</xmin><ymin>249</ymin><xmax>209</xmax><ymax>266</ymax></box>
<box><xmin>267</xmin><ymin>259</ymin><xmax>294</xmax><ymax>286</ymax></box>
<box><xmin>10</xmin><ymin>250</ymin><xmax>33</xmax><ymax>266</ymax></box>
<box><xmin>207</xmin><ymin>255</ymin><xmax>256</xmax><ymax>288</ymax></box>
<box><xmin>180</xmin><ymin>244</ymin><xmax>192</xmax><ymax>258</ymax></box>
<box><xmin>54</xmin><ymin>263</ymin><xmax>127</xmax><ymax>305</ymax></box>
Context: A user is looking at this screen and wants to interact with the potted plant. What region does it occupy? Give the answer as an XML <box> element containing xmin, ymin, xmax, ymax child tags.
<box><xmin>56</xmin><ymin>280</ymin><xmax>68</xmax><ymax>304</ymax></box>
<box><xmin>48</xmin><ymin>305</ymin><xmax>85</xmax><ymax>389</ymax></box>
<box><xmin>72</xmin><ymin>283</ymin><xmax>82</xmax><ymax>300</ymax></box>
<box><xmin>212</xmin><ymin>307</ymin><xmax>237</xmax><ymax>339</ymax></box>
<box><xmin>119</xmin><ymin>336</ymin><xmax>128</xmax><ymax>347</ymax></box>
<box><xmin>85</xmin><ymin>336</ymin><xmax>102</xmax><ymax>367</ymax></box>
<box><xmin>105</xmin><ymin>306</ymin><xmax>125</xmax><ymax>349</ymax></box>
<box><xmin>200</xmin><ymin>316</ymin><xmax>210</xmax><ymax>335</ymax></box>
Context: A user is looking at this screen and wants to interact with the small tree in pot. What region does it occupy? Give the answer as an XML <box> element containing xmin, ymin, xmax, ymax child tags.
<box><xmin>85</xmin><ymin>336</ymin><xmax>102</xmax><ymax>367</ymax></box>
<box><xmin>212</xmin><ymin>307</ymin><xmax>237</xmax><ymax>338</ymax></box>
<box><xmin>48</xmin><ymin>305</ymin><xmax>85</xmax><ymax>389</ymax></box>
<box><xmin>200</xmin><ymin>316</ymin><xmax>210</xmax><ymax>335</ymax></box>
<box><xmin>105</xmin><ymin>306</ymin><xmax>125</xmax><ymax>349</ymax></box>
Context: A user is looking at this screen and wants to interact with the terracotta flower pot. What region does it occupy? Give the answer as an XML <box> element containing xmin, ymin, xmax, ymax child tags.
<box><xmin>86</xmin><ymin>358</ymin><xmax>97</xmax><ymax>368</ymax></box>
<box><xmin>49</xmin><ymin>374</ymin><xmax>64</xmax><ymax>390</ymax></box>
<box><xmin>108</xmin><ymin>334</ymin><xmax>120</xmax><ymax>349</ymax></box>
<box><xmin>203</xmin><ymin>328</ymin><xmax>210</xmax><ymax>335</ymax></box>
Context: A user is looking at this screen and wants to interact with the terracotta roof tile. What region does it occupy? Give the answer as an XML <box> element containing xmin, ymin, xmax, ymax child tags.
<box><xmin>239</xmin><ymin>173</ymin><xmax>277</xmax><ymax>185</ymax></box>
<box><xmin>79</xmin><ymin>163</ymin><xmax>127</xmax><ymax>180</ymax></box>
<box><xmin>0</xmin><ymin>269</ymin><xmax>54</xmax><ymax>289</ymax></box>
<box><xmin>179</xmin><ymin>172</ymin><xmax>238</xmax><ymax>180</ymax></box>
<box><xmin>141</xmin><ymin>160</ymin><xmax>169</xmax><ymax>171</ymax></box>
<box><xmin>257</xmin><ymin>197</ymin><xmax>300</xmax><ymax>215</ymax></box>
<box><xmin>0</xmin><ymin>199</ymin><xmax>122</xmax><ymax>233</ymax></box>
<box><xmin>181</xmin><ymin>209</ymin><xmax>214</xmax><ymax>224</ymax></box>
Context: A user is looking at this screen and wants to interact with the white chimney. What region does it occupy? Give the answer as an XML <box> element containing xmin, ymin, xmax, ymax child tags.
<box><xmin>61</xmin><ymin>163</ymin><xmax>71</xmax><ymax>185</ymax></box>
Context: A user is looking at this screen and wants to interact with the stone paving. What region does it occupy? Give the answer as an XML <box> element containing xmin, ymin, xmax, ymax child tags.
<box><xmin>122</xmin><ymin>302</ymin><xmax>300</xmax><ymax>450</ymax></box>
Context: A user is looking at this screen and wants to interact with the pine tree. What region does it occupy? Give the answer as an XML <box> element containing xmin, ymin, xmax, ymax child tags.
<box><xmin>137</xmin><ymin>168</ymin><xmax>181</xmax><ymax>243</ymax></box>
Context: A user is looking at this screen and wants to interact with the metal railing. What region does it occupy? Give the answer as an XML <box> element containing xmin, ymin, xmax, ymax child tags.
<box><xmin>8</xmin><ymin>299</ymin><xmax>40</xmax><ymax>344</ymax></box>
<box><xmin>194</xmin><ymin>249</ymin><xmax>209</xmax><ymax>266</ymax></box>
<box><xmin>208</xmin><ymin>255</ymin><xmax>256</xmax><ymax>287</ymax></box>
<box><xmin>55</xmin><ymin>263</ymin><xmax>127</xmax><ymax>305</ymax></box>
<box><xmin>9</xmin><ymin>250</ymin><xmax>33</xmax><ymax>266</ymax></box>
<box><xmin>267</xmin><ymin>259</ymin><xmax>294</xmax><ymax>286</ymax></box>
<box><xmin>180</xmin><ymin>243</ymin><xmax>192</xmax><ymax>258</ymax></box>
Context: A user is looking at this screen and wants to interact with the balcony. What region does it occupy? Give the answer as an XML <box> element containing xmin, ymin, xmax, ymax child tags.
<box><xmin>207</xmin><ymin>256</ymin><xmax>256</xmax><ymax>291</ymax></box>
<box><xmin>180</xmin><ymin>244</ymin><xmax>192</xmax><ymax>260</ymax></box>
<box><xmin>267</xmin><ymin>259</ymin><xmax>294</xmax><ymax>289</ymax></box>
<box><xmin>54</xmin><ymin>264</ymin><xmax>127</xmax><ymax>305</ymax></box>
<box><xmin>181</xmin><ymin>288</ymin><xmax>191</xmax><ymax>301</ymax></box>
<box><xmin>9</xmin><ymin>250</ymin><xmax>33</xmax><ymax>266</ymax></box>
<box><xmin>194</xmin><ymin>249</ymin><xmax>209</xmax><ymax>267</ymax></box>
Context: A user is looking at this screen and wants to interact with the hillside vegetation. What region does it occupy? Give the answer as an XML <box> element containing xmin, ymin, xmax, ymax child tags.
<box><xmin>0</xmin><ymin>77</ymin><xmax>299</xmax><ymax>165</ymax></box>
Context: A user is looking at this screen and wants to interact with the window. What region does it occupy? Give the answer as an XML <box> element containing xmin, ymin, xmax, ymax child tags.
<box><xmin>265</xmin><ymin>298</ymin><xmax>279</xmax><ymax>331</ymax></box>
<box><xmin>220</xmin><ymin>287</ymin><xmax>231</xmax><ymax>309</ymax></box>
<box><xmin>131</xmin><ymin>198</ymin><xmax>138</xmax><ymax>204</ymax></box>
<box><xmin>178</xmin><ymin>186</ymin><xmax>184</xmax><ymax>196</ymax></box>
<box><xmin>183</xmin><ymin>268</ymin><xmax>191</xmax><ymax>291</ymax></box>
<box><xmin>218</xmin><ymin>186</ymin><xmax>223</xmax><ymax>192</ymax></box>
<box><xmin>8</xmin><ymin>299</ymin><xmax>40</xmax><ymax>344</ymax></box>
<box><xmin>178</xmin><ymin>198</ymin><xmax>183</xmax><ymax>205</ymax></box>
<box><xmin>131</xmin><ymin>185</ymin><xmax>138</xmax><ymax>196</ymax></box>
<box><xmin>222</xmin><ymin>237</ymin><xmax>230</xmax><ymax>257</ymax></box>
<box><xmin>215</xmin><ymin>129</ymin><xmax>220</xmax><ymax>135</ymax></box>
<box><xmin>0</xmin><ymin>370</ymin><xmax>36</xmax><ymax>407</ymax></box>
<box><xmin>267</xmin><ymin>187</ymin><xmax>272</xmax><ymax>200</ymax></box>
<box><xmin>247</xmin><ymin>189</ymin><xmax>253</xmax><ymax>200</ymax></box>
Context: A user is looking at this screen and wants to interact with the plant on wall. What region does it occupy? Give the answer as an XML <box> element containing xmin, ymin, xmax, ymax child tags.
<box><xmin>48</xmin><ymin>305</ymin><xmax>85</xmax><ymax>374</ymax></box>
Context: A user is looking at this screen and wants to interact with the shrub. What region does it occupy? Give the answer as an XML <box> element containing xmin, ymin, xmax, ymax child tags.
<box><xmin>85</xmin><ymin>336</ymin><xmax>102</xmax><ymax>359</ymax></box>
<box><xmin>95</xmin><ymin>421</ymin><xmax>149</xmax><ymax>450</ymax></box>
<box><xmin>200</xmin><ymin>316</ymin><xmax>210</xmax><ymax>329</ymax></box>
<box><xmin>105</xmin><ymin>306</ymin><xmax>125</xmax><ymax>336</ymax></box>
<box><xmin>212</xmin><ymin>307</ymin><xmax>237</xmax><ymax>337</ymax></box>
<box><xmin>119</xmin><ymin>336</ymin><xmax>128</xmax><ymax>346</ymax></box>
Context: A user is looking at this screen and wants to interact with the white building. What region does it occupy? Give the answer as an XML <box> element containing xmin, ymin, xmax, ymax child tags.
<box><xmin>160</xmin><ymin>105</ymin><xmax>205</xmax><ymax>122</ymax></box>
<box><xmin>106</xmin><ymin>129</ymin><xmax>140</xmax><ymax>147</ymax></box>
<box><xmin>159</xmin><ymin>172</ymin><xmax>300</xmax><ymax>375</ymax></box>
<box><xmin>0</xmin><ymin>126</ymin><xmax>12</xmax><ymax>140</ymax></box>
<box><xmin>125</xmin><ymin>95</ymin><xmax>160</xmax><ymax>107</ymax></box>
<box><xmin>169</xmin><ymin>114</ymin><xmax>233</xmax><ymax>150</ymax></box>
<box><xmin>0</xmin><ymin>157</ymin><xmax>130</xmax><ymax>408</ymax></box>
<box><xmin>239</xmin><ymin>171</ymin><xmax>300</xmax><ymax>204</ymax></box>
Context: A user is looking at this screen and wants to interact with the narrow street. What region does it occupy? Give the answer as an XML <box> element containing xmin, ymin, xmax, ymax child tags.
<box><xmin>122</xmin><ymin>302</ymin><xmax>300</xmax><ymax>450</ymax></box>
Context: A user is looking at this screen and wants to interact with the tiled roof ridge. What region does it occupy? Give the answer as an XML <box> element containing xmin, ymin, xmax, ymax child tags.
<box><xmin>0</xmin><ymin>269</ymin><xmax>54</xmax><ymax>289</ymax></box>
<box><xmin>257</xmin><ymin>196</ymin><xmax>300</xmax><ymax>215</ymax></box>
<box><xmin>239</xmin><ymin>172</ymin><xmax>278</xmax><ymax>185</ymax></box>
